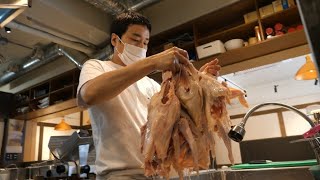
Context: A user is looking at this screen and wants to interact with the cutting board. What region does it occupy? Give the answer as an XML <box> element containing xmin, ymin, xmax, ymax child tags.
<box><xmin>231</xmin><ymin>159</ymin><xmax>318</xmax><ymax>169</ymax></box>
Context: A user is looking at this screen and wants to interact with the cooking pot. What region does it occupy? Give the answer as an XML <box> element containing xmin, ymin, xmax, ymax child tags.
<box><xmin>0</xmin><ymin>169</ymin><xmax>10</xmax><ymax>180</ymax></box>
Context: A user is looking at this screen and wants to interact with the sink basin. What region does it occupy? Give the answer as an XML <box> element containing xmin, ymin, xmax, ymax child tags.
<box><xmin>170</xmin><ymin>166</ymin><xmax>315</xmax><ymax>180</ymax></box>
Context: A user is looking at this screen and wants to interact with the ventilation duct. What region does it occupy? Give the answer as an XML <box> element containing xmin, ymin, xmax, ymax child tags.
<box><xmin>6</xmin><ymin>21</ymin><xmax>96</xmax><ymax>55</ymax></box>
<box><xmin>128</xmin><ymin>0</ymin><xmax>160</xmax><ymax>11</ymax></box>
<box><xmin>0</xmin><ymin>44</ymin><xmax>86</xmax><ymax>86</ymax></box>
<box><xmin>57</xmin><ymin>47</ymin><xmax>85</xmax><ymax>69</ymax></box>
<box><xmin>84</xmin><ymin>0</ymin><xmax>161</xmax><ymax>15</ymax></box>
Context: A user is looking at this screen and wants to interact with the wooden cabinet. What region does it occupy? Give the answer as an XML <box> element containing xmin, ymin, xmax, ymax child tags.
<box><xmin>14</xmin><ymin>69</ymin><xmax>81</xmax><ymax>120</ymax></box>
<box><xmin>148</xmin><ymin>0</ymin><xmax>305</xmax><ymax>62</ymax></box>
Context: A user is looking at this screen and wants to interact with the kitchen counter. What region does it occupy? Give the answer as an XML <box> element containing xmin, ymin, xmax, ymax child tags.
<box><xmin>170</xmin><ymin>166</ymin><xmax>315</xmax><ymax>180</ymax></box>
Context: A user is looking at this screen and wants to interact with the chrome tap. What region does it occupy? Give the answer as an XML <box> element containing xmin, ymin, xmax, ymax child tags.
<box><xmin>228</xmin><ymin>102</ymin><xmax>316</xmax><ymax>142</ymax></box>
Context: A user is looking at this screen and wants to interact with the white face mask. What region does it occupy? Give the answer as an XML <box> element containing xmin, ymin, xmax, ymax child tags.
<box><xmin>115</xmin><ymin>36</ymin><xmax>147</xmax><ymax>65</ymax></box>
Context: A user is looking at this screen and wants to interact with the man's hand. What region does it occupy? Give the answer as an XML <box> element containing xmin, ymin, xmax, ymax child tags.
<box><xmin>199</xmin><ymin>58</ymin><xmax>221</xmax><ymax>76</ymax></box>
<box><xmin>148</xmin><ymin>47</ymin><xmax>189</xmax><ymax>72</ymax></box>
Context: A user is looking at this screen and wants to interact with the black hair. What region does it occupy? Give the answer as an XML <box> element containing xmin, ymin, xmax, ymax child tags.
<box><xmin>110</xmin><ymin>11</ymin><xmax>151</xmax><ymax>42</ymax></box>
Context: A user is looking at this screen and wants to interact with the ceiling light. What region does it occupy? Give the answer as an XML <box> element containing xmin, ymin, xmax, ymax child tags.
<box><xmin>54</xmin><ymin>119</ymin><xmax>72</xmax><ymax>131</ymax></box>
<box><xmin>295</xmin><ymin>55</ymin><xmax>318</xmax><ymax>80</ymax></box>
<box><xmin>4</xmin><ymin>27</ymin><xmax>11</xmax><ymax>33</ymax></box>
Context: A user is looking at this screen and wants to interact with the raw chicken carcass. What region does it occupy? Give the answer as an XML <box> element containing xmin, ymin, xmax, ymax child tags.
<box><xmin>175</xmin><ymin>64</ymin><xmax>205</xmax><ymax>132</ymax></box>
<box><xmin>141</xmin><ymin>71</ymin><xmax>181</xmax><ymax>177</ymax></box>
<box><xmin>141</xmin><ymin>61</ymin><xmax>248</xmax><ymax>179</ymax></box>
<box><xmin>198</xmin><ymin>72</ymin><xmax>235</xmax><ymax>164</ymax></box>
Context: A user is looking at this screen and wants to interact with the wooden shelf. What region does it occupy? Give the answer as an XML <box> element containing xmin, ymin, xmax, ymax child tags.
<box><xmin>50</xmin><ymin>84</ymin><xmax>74</xmax><ymax>94</ymax></box>
<box><xmin>177</xmin><ymin>41</ymin><xmax>195</xmax><ymax>50</ymax></box>
<box><xmin>14</xmin><ymin>69</ymin><xmax>80</xmax><ymax>120</ymax></box>
<box><xmin>29</xmin><ymin>94</ymin><xmax>49</xmax><ymax>102</ymax></box>
<box><xmin>197</xmin><ymin>6</ymin><xmax>301</xmax><ymax>46</ymax></box>
<box><xmin>148</xmin><ymin>30</ymin><xmax>308</xmax><ymax>83</ymax></box>
<box><xmin>196</xmin><ymin>30</ymin><xmax>307</xmax><ymax>67</ymax></box>
<box><xmin>194</xmin><ymin>0</ymin><xmax>256</xmax><ymax>36</ymax></box>
<box><xmin>197</xmin><ymin>20</ymin><xmax>258</xmax><ymax>45</ymax></box>
<box><xmin>261</xmin><ymin>6</ymin><xmax>301</xmax><ymax>27</ymax></box>
<box><xmin>14</xmin><ymin>99</ymin><xmax>77</xmax><ymax>121</ymax></box>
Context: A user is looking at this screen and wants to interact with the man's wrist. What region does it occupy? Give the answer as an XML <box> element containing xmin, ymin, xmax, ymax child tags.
<box><xmin>143</xmin><ymin>56</ymin><xmax>157</xmax><ymax>72</ymax></box>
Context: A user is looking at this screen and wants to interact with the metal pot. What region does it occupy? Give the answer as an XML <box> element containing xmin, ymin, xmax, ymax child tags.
<box><xmin>0</xmin><ymin>169</ymin><xmax>10</xmax><ymax>180</ymax></box>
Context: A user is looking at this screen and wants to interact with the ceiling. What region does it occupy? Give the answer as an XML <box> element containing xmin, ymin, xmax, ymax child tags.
<box><xmin>0</xmin><ymin>0</ymin><xmax>110</xmax><ymax>80</ymax></box>
<box><xmin>0</xmin><ymin>0</ymin><xmax>161</xmax><ymax>88</ymax></box>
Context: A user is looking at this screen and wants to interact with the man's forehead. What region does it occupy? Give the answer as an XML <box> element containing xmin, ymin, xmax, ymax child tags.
<box><xmin>126</xmin><ymin>24</ymin><xmax>150</xmax><ymax>39</ymax></box>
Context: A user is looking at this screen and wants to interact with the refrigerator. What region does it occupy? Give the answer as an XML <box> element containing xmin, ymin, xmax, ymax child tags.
<box><xmin>0</xmin><ymin>91</ymin><xmax>25</xmax><ymax>165</ymax></box>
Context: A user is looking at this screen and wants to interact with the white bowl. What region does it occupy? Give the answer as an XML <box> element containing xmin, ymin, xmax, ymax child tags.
<box><xmin>224</xmin><ymin>39</ymin><xmax>244</xmax><ymax>50</ymax></box>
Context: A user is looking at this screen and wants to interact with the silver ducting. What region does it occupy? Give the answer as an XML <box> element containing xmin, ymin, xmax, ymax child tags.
<box><xmin>6</xmin><ymin>21</ymin><xmax>96</xmax><ymax>55</ymax></box>
<box><xmin>0</xmin><ymin>44</ymin><xmax>87</xmax><ymax>86</ymax></box>
<box><xmin>128</xmin><ymin>0</ymin><xmax>160</xmax><ymax>11</ymax></box>
<box><xmin>83</xmin><ymin>0</ymin><xmax>128</xmax><ymax>16</ymax></box>
<box><xmin>0</xmin><ymin>44</ymin><xmax>61</xmax><ymax>86</ymax></box>
<box><xmin>84</xmin><ymin>0</ymin><xmax>161</xmax><ymax>15</ymax></box>
<box><xmin>57</xmin><ymin>47</ymin><xmax>84</xmax><ymax>69</ymax></box>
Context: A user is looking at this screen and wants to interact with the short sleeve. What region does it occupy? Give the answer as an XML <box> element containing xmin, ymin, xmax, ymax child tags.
<box><xmin>76</xmin><ymin>59</ymin><xmax>105</xmax><ymax>108</ymax></box>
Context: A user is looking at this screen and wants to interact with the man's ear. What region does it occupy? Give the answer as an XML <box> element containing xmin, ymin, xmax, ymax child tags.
<box><xmin>111</xmin><ymin>33</ymin><xmax>118</xmax><ymax>47</ymax></box>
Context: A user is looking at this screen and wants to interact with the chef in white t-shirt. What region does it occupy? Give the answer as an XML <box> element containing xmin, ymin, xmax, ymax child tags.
<box><xmin>77</xmin><ymin>11</ymin><xmax>221</xmax><ymax>180</ymax></box>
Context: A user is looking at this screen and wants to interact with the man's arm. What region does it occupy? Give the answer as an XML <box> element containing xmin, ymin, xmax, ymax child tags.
<box><xmin>80</xmin><ymin>47</ymin><xmax>189</xmax><ymax>106</ymax></box>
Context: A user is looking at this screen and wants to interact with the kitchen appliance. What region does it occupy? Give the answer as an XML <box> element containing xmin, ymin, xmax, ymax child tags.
<box><xmin>196</xmin><ymin>40</ymin><xmax>226</xmax><ymax>59</ymax></box>
<box><xmin>1</xmin><ymin>119</ymin><xmax>25</xmax><ymax>166</ymax></box>
<box><xmin>49</xmin><ymin>130</ymin><xmax>94</xmax><ymax>178</ymax></box>
<box><xmin>0</xmin><ymin>91</ymin><xmax>14</xmax><ymax>118</ymax></box>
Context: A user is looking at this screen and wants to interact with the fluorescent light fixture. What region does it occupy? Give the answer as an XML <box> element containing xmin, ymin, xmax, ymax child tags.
<box><xmin>0</xmin><ymin>0</ymin><xmax>29</xmax><ymax>28</ymax></box>
<box><xmin>22</xmin><ymin>59</ymin><xmax>40</xmax><ymax>69</ymax></box>
<box><xmin>4</xmin><ymin>27</ymin><xmax>11</xmax><ymax>33</ymax></box>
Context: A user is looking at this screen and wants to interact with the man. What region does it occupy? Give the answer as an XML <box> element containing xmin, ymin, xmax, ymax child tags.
<box><xmin>77</xmin><ymin>11</ymin><xmax>220</xmax><ymax>179</ymax></box>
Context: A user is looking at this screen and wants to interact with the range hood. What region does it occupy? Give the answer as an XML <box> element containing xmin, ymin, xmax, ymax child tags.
<box><xmin>0</xmin><ymin>0</ymin><xmax>29</xmax><ymax>28</ymax></box>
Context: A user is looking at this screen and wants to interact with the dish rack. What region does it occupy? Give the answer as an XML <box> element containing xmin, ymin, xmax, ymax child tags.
<box><xmin>308</xmin><ymin>135</ymin><xmax>320</xmax><ymax>164</ymax></box>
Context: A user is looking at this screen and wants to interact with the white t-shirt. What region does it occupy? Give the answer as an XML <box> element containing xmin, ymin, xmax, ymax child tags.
<box><xmin>77</xmin><ymin>59</ymin><xmax>160</xmax><ymax>176</ymax></box>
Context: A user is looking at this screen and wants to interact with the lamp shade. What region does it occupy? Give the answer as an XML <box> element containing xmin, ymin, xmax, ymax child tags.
<box><xmin>295</xmin><ymin>55</ymin><xmax>318</xmax><ymax>80</ymax></box>
<box><xmin>54</xmin><ymin>119</ymin><xmax>72</xmax><ymax>131</ymax></box>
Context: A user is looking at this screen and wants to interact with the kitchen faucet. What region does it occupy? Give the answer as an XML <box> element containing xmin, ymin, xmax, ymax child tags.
<box><xmin>228</xmin><ymin>102</ymin><xmax>316</xmax><ymax>142</ymax></box>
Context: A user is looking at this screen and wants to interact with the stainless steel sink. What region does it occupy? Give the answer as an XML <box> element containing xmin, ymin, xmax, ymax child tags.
<box><xmin>170</xmin><ymin>166</ymin><xmax>315</xmax><ymax>180</ymax></box>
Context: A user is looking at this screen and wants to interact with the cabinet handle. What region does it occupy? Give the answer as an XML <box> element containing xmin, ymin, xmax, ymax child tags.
<box><xmin>203</xmin><ymin>45</ymin><xmax>212</xmax><ymax>49</ymax></box>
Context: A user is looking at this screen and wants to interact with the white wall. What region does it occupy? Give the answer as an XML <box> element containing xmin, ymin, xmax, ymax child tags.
<box><xmin>283</xmin><ymin>108</ymin><xmax>311</xmax><ymax>136</ymax></box>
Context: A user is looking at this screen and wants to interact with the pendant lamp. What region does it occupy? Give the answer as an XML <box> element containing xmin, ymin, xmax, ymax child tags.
<box><xmin>54</xmin><ymin>119</ymin><xmax>72</xmax><ymax>131</ymax></box>
<box><xmin>295</xmin><ymin>55</ymin><xmax>318</xmax><ymax>80</ymax></box>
